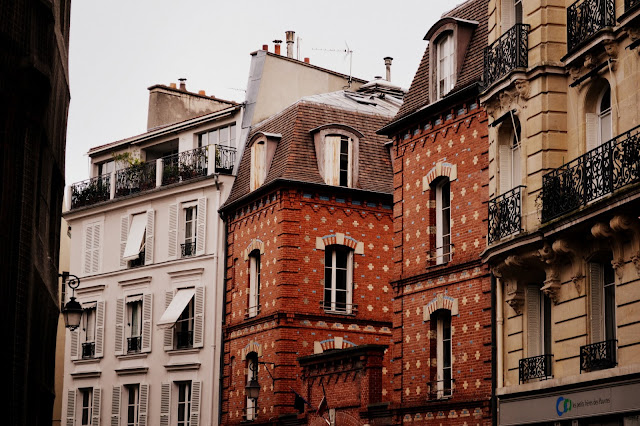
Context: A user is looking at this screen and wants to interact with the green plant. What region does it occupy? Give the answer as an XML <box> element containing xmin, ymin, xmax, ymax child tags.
<box><xmin>112</xmin><ymin>152</ymin><xmax>142</xmax><ymax>169</ymax></box>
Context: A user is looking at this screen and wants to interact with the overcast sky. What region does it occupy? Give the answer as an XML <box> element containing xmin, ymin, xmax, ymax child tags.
<box><xmin>65</xmin><ymin>0</ymin><xmax>463</xmax><ymax>185</ymax></box>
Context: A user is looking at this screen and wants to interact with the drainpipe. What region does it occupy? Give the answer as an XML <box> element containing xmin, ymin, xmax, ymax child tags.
<box><xmin>209</xmin><ymin>189</ymin><xmax>221</xmax><ymax>425</ymax></box>
<box><xmin>492</xmin><ymin>273</ymin><xmax>501</xmax><ymax>426</ymax></box>
<box><xmin>496</xmin><ymin>275</ymin><xmax>503</xmax><ymax>389</ymax></box>
<box><xmin>218</xmin><ymin>196</ymin><xmax>229</xmax><ymax>425</ymax></box>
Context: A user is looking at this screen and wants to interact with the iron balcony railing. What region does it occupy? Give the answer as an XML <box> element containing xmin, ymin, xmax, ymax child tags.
<box><xmin>426</xmin><ymin>379</ymin><xmax>455</xmax><ymax>400</ymax></box>
<box><xmin>181</xmin><ymin>242</ymin><xmax>196</xmax><ymax>258</ymax></box>
<box><xmin>215</xmin><ymin>144</ymin><xmax>236</xmax><ymax>174</ymax></box>
<box><xmin>488</xmin><ymin>186</ymin><xmax>524</xmax><ymax>244</ymax></box>
<box><xmin>128</xmin><ymin>250</ymin><xmax>145</xmax><ymax>268</ymax></box>
<box><xmin>162</xmin><ymin>146</ymin><xmax>208</xmax><ymax>185</ymax></box>
<box><xmin>175</xmin><ymin>330</ymin><xmax>193</xmax><ymax>349</ymax></box>
<box><xmin>484</xmin><ymin>24</ymin><xmax>530</xmax><ymax>89</ymax></box>
<box><xmin>541</xmin><ymin>124</ymin><xmax>640</xmax><ymax>222</ymax></box>
<box><xmin>71</xmin><ymin>173</ymin><xmax>111</xmax><ymax>209</ymax></box>
<box><xmin>115</xmin><ymin>161</ymin><xmax>156</xmax><ymax>197</ymax></box>
<box><xmin>82</xmin><ymin>342</ymin><xmax>95</xmax><ymax>359</ymax></box>
<box><xmin>245</xmin><ymin>305</ymin><xmax>261</xmax><ymax>318</ymax></box>
<box><xmin>519</xmin><ymin>354</ymin><xmax>553</xmax><ymax>383</ymax></box>
<box><xmin>321</xmin><ymin>300</ymin><xmax>358</xmax><ymax>315</ymax></box>
<box><xmin>567</xmin><ymin>0</ymin><xmax>615</xmax><ymax>54</ymax></box>
<box><xmin>626</xmin><ymin>0</ymin><xmax>640</xmax><ymax>12</ymax></box>
<box><xmin>580</xmin><ymin>339</ymin><xmax>617</xmax><ymax>373</ymax></box>
<box><xmin>127</xmin><ymin>336</ymin><xmax>141</xmax><ymax>353</ymax></box>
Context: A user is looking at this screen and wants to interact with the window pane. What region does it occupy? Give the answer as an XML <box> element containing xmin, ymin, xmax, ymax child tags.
<box><xmin>336</xmin><ymin>269</ymin><xmax>347</xmax><ymax>291</ymax></box>
<box><xmin>219</xmin><ymin>126</ymin><xmax>229</xmax><ymax>145</ymax></box>
<box><xmin>340</xmin><ymin>169</ymin><xmax>348</xmax><ymax>187</ymax></box>
<box><xmin>335</xmin><ymin>289</ymin><xmax>347</xmax><ymax>308</ymax></box>
<box><xmin>325</xmin><ymin>250</ymin><xmax>332</xmax><ymax>267</ymax></box>
<box><xmin>209</xmin><ymin>129</ymin><xmax>219</xmax><ymax>146</ymax></box>
<box><xmin>324</xmin><ymin>288</ymin><xmax>332</xmax><ymax>309</ymax></box>
<box><xmin>335</xmin><ymin>249</ymin><xmax>348</xmax><ymax>269</ymax></box>
<box><xmin>198</xmin><ymin>133</ymin><xmax>207</xmax><ymax>147</ymax></box>
<box><xmin>340</xmin><ymin>139</ymin><xmax>348</xmax><ymax>154</ymax></box>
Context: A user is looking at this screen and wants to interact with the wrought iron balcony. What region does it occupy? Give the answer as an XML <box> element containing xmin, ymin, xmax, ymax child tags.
<box><xmin>128</xmin><ymin>250</ymin><xmax>145</xmax><ymax>268</ymax></box>
<box><xmin>82</xmin><ymin>342</ymin><xmax>95</xmax><ymax>359</ymax></box>
<box><xmin>541</xmin><ymin>124</ymin><xmax>640</xmax><ymax>222</ymax></box>
<box><xmin>127</xmin><ymin>336</ymin><xmax>141</xmax><ymax>353</ymax></box>
<box><xmin>426</xmin><ymin>379</ymin><xmax>455</xmax><ymax>400</ymax></box>
<box><xmin>175</xmin><ymin>330</ymin><xmax>193</xmax><ymax>349</ymax></box>
<box><xmin>115</xmin><ymin>161</ymin><xmax>156</xmax><ymax>197</ymax></box>
<box><xmin>484</xmin><ymin>24</ymin><xmax>529</xmax><ymax>89</ymax></box>
<box><xmin>519</xmin><ymin>354</ymin><xmax>553</xmax><ymax>383</ymax></box>
<box><xmin>580</xmin><ymin>339</ymin><xmax>617</xmax><ymax>373</ymax></box>
<box><xmin>626</xmin><ymin>0</ymin><xmax>640</xmax><ymax>12</ymax></box>
<box><xmin>215</xmin><ymin>144</ymin><xmax>236</xmax><ymax>174</ymax></box>
<box><xmin>71</xmin><ymin>174</ymin><xmax>111</xmax><ymax>209</ymax></box>
<box><xmin>162</xmin><ymin>146</ymin><xmax>208</xmax><ymax>185</ymax></box>
<box><xmin>181</xmin><ymin>242</ymin><xmax>197</xmax><ymax>258</ymax></box>
<box><xmin>567</xmin><ymin>0</ymin><xmax>615</xmax><ymax>54</ymax></box>
<box><xmin>245</xmin><ymin>305</ymin><xmax>261</xmax><ymax>318</ymax></box>
<box><xmin>321</xmin><ymin>301</ymin><xmax>357</xmax><ymax>315</ymax></box>
<box><xmin>488</xmin><ymin>186</ymin><xmax>524</xmax><ymax>244</ymax></box>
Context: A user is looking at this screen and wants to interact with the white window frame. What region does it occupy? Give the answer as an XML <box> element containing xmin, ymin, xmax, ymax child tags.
<box><xmin>437</xmin><ymin>33</ymin><xmax>454</xmax><ymax>99</ymax></box>
<box><xmin>198</xmin><ymin>123</ymin><xmax>237</xmax><ymax>148</ymax></box>
<box><xmin>176</xmin><ymin>381</ymin><xmax>191</xmax><ymax>426</ymax></box>
<box><xmin>248</xmin><ymin>251</ymin><xmax>261</xmax><ymax>318</ymax></box>
<box><xmin>125</xmin><ymin>384</ymin><xmax>140</xmax><ymax>426</ymax></box>
<box><xmin>436</xmin><ymin>311</ymin><xmax>453</xmax><ymax>398</ymax></box>
<box><xmin>183</xmin><ymin>202</ymin><xmax>198</xmax><ymax>257</ymax></box>
<box><xmin>79</xmin><ymin>387</ymin><xmax>93</xmax><ymax>426</ymax></box>
<box><xmin>435</xmin><ymin>178</ymin><xmax>452</xmax><ymax>264</ymax></box>
<box><xmin>246</xmin><ymin>354</ymin><xmax>258</xmax><ymax>421</ymax></box>
<box><xmin>126</xmin><ymin>296</ymin><xmax>143</xmax><ymax>353</ymax></box>
<box><xmin>324</xmin><ymin>246</ymin><xmax>354</xmax><ymax>314</ymax></box>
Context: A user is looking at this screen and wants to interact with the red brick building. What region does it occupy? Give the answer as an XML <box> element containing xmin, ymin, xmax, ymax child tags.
<box><xmin>378</xmin><ymin>0</ymin><xmax>493</xmax><ymax>423</ymax></box>
<box><xmin>220</xmin><ymin>85</ymin><xmax>404</xmax><ymax>424</ymax></box>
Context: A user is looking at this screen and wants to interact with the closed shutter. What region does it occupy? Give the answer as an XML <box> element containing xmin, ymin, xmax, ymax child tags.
<box><xmin>526</xmin><ymin>284</ymin><xmax>541</xmax><ymax>357</ymax></box>
<box><xmin>92</xmin><ymin>387</ymin><xmax>101</xmax><ymax>426</ymax></box>
<box><xmin>114</xmin><ymin>298</ymin><xmax>125</xmax><ymax>356</ymax></box>
<box><xmin>499</xmin><ymin>143</ymin><xmax>512</xmax><ymax>194</ymax></box>
<box><xmin>590</xmin><ymin>262</ymin><xmax>604</xmax><ymax>343</ymax></box>
<box><xmin>66</xmin><ymin>389</ymin><xmax>75</xmax><ymax>426</ymax></box>
<box><xmin>501</xmin><ymin>0</ymin><xmax>515</xmax><ymax>33</ymax></box>
<box><xmin>145</xmin><ymin>209</ymin><xmax>155</xmax><ymax>265</ymax></box>
<box><xmin>110</xmin><ymin>386</ymin><xmax>121</xmax><ymax>426</ymax></box>
<box><xmin>196</xmin><ymin>197</ymin><xmax>207</xmax><ymax>256</ymax></box>
<box><xmin>163</xmin><ymin>291</ymin><xmax>174</xmax><ymax>351</ymax></box>
<box><xmin>70</xmin><ymin>327</ymin><xmax>79</xmax><ymax>360</ymax></box>
<box><xmin>190</xmin><ymin>381</ymin><xmax>202</xmax><ymax>426</ymax></box>
<box><xmin>512</xmin><ymin>142</ymin><xmax>522</xmax><ymax>187</ymax></box>
<box><xmin>193</xmin><ymin>287</ymin><xmax>205</xmax><ymax>348</ymax></box>
<box><xmin>95</xmin><ymin>301</ymin><xmax>105</xmax><ymax>358</ymax></box>
<box><xmin>168</xmin><ymin>204</ymin><xmax>178</xmax><ymax>259</ymax></box>
<box><xmin>120</xmin><ymin>216</ymin><xmax>129</xmax><ymax>268</ymax></box>
<box><xmin>92</xmin><ymin>223</ymin><xmax>102</xmax><ymax>273</ymax></box>
<box><xmin>160</xmin><ymin>383</ymin><xmax>171</xmax><ymax>426</ymax></box>
<box><xmin>139</xmin><ymin>384</ymin><xmax>149</xmax><ymax>426</ymax></box>
<box><xmin>84</xmin><ymin>223</ymin><xmax>94</xmax><ymax>274</ymax></box>
<box><xmin>324</xmin><ymin>136</ymin><xmax>340</xmax><ymax>185</ymax></box>
<box><xmin>141</xmin><ymin>293</ymin><xmax>153</xmax><ymax>353</ymax></box>
<box><xmin>586</xmin><ymin>113</ymin><xmax>599</xmax><ymax>152</ymax></box>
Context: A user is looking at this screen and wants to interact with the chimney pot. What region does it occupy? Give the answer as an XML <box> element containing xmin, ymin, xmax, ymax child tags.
<box><xmin>169</xmin><ymin>82</ymin><xmax>177</xmax><ymax>89</ymax></box>
<box><xmin>178</xmin><ymin>78</ymin><xmax>187</xmax><ymax>91</ymax></box>
<box><xmin>262</xmin><ymin>44</ymin><xmax>268</xmax><ymax>51</ymax></box>
<box><xmin>198</xmin><ymin>90</ymin><xmax>206</xmax><ymax>95</ymax></box>
<box><xmin>304</xmin><ymin>57</ymin><xmax>310</xmax><ymax>64</ymax></box>
<box><xmin>273</xmin><ymin>40</ymin><xmax>282</xmax><ymax>55</ymax></box>
<box><xmin>384</xmin><ymin>57</ymin><xmax>393</xmax><ymax>82</ymax></box>
<box><xmin>285</xmin><ymin>30</ymin><xmax>295</xmax><ymax>58</ymax></box>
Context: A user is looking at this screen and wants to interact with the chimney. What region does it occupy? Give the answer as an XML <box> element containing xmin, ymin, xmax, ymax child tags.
<box><xmin>273</xmin><ymin>39</ymin><xmax>282</xmax><ymax>55</ymax></box>
<box><xmin>304</xmin><ymin>57</ymin><xmax>310</xmax><ymax>64</ymax></box>
<box><xmin>384</xmin><ymin>57</ymin><xmax>393</xmax><ymax>82</ymax></box>
<box><xmin>169</xmin><ymin>82</ymin><xmax>177</xmax><ymax>89</ymax></box>
<box><xmin>262</xmin><ymin>44</ymin><xmax>268</xmax><ymax>51</ymax></box>
<box><xmin>285</xmin><ymin>30</ymin><xmax>295</xmax><ymax>58</ymax></box>
<box><xmin>198</xmin><ymin>90</ymin><xmax>206</xmax><ymax>95</ymax></box>
<box><xmin>178</xmin><ymin>78</ymin><xmax>187</xmax><ymax>91</ymax></box>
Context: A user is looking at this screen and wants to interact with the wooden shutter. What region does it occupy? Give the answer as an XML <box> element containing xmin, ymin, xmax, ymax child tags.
<box><xmin>160</xmin><ymin>383</ymin><xmax>171</xmax><ymax>426</ymax></box>
<box><xmin>139</xmin><ymin>384</ymin><xmax>149</xmax><ymax>426</ymax></box>
<box><xmin>196</xmin><ymin>197</ymin><xmax>207</xmax><ymax>256</ymax></box>
<box><xmin>70</xmin><ymin>327</ymin><xmax>79</xmax><ymax>360</ymax></box>
<box><xmin>324</xmin><ymin>136</ymin><xmax>340</xmax><ymax>185</ymax></box>
<box><xmin>499</xmin><ymin>143</ymin><xmax>512</xmax><ymax>194</ymax></box>
<box><xmin>84</xmin><ymin>223</ymin><xmax>94</xmax><ymax>274</ymax></box>
<box><xmin>92</xmin><ymin>387</ymin><xmax>101</xmax><ymax>426</ymax></box>
<box><xmin>66</xmin><ymin>389</ymin><xmax>75</xmax><ymax>426</ymax></box>
<box><xmin>141</xmin><ymin>293</ymin><xmax>153</xmax><ymax>353</ymax></box>
<box><xmin>114</xmin><ymin>298</ymin><xmax>125</xmax><ymax>356</ymax></box>
<box><xmin>95</xmin><ymin>301</ymin><xmax>105</xmax><ymax>358</ymax></box>
<box><xmin>526</xmin><ymin>284</ymin><xmax>541</xmax><ymax>357</ymax></box>
<box><xmin>590</xmin><ymin>262</ymin><xmax>604</xmax><ymax>343</ymax></box>
<box><xmin>168</xmin><ymin>204</ymin><xmax>178</xmax><ymax>259</ymax></box>
<box><xmin>120</xmin><ymin>216</ymin><xmax>129</xmax><ymax>268</ymax></box>
<box><xmin>190</xmin><ymin>381</ymin><xmax>202</xmax><ymax>426</ymax></box>
<box><xmin>501</xmin><ymin>0</ymin><xmax>515</xmax><ymax>33</ymax></box>
<box><xmin>193</xmin><ymin>287</ymin><xmax>205</xmax><ymax>348</ymax></box>
<box><xmin>145</xmin><ymin>209</ymin><xmax>155</xmax><ymax>265</ymax></box>
<box><xmin>163</xmin><ymin>291</ymin><xmax>174</xmax><ymax>351</ymax></box>
<box><xmin>586</xmin><ymin>113</ymin><xmax>599</xmax><ymax>152</ymax></box>
<box><xmin>110</xmin><ymin>386</ymin><xmax>121</xmax><ymax>426</ymax></box>
<box><xmin>92</xmin><ymin>223</ymin><xmax>102</xmax><ymax>273</ymax></box>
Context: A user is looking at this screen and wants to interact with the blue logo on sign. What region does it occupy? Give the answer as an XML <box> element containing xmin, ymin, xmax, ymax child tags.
<box><xmin>556</xmin><ymin>397</ymin><xmax>572</xmax><ymax>416</ymax></box>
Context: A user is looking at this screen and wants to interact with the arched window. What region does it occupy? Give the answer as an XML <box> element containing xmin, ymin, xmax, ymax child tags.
<box><xmin>248</xmin><ymin>250</ymin><xmax>261</xmax><ymax>318</ymax></box>
<box><xmin>586</xmin><ymin>83</ymin><xmax>612</xmax><ymax>152</ymax></box>
<box><xmin>498</xmin><ymin>115</ymin><xmax>521</xmax><ymax>194</ymax></box>
<box><xmin>436</xmin><ymin>33</ymin><xmax>454</xmax><ymax>99</ymax></box>
<box><xmin>597</xmin><ymin>86</ymin><xmax>612</xmax><ymax>146</ymax></box>
<box><xmin>433</xmin><ymin>178</ymin><xmax>452</xmax><ymax>264</ymax></box>
<box><xmin>323</xmin><ymin>245</ymin><xmax>354</xmax><ymax>314</ymax></box>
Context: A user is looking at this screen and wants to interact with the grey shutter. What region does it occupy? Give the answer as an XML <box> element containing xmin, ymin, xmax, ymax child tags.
<box><xmin>193</xmin><ymin>287</ymin><xmax>205</xmax><ymax>348</ymax></box>
<box><xmin>141</xmin><ymin>293</ymin><xmax>153</xmax><ymax>353</ymax></box>
<box><xmin>512</xmin><ymin>143</ymin><xmax>522</xmax><ymax>187</ymax></box>
<box><xmin>195</xmin><ymin>197</ymin><xmax>207</xmax><ymax>256</ymax></box>
<box><xmin>139</xmin><ymin>384</ymin><xmax>149</xmax><ymax>426</ymax></box>
<box><xmin>70</xmin><ymin>327</ymin><xmax>79</xmax><ymax>360</ymax></box>
<box><xmin>526</xmin><ymin>284</ymin><xmax>541</xmax><ymax>357</ymax></box>
<box><xmin>110</xmin><ymin>386</ymin><xmax>121</xmax><ymax>426</ymax></box>
<box><xmin>94</xmin><ymin>301</ymin><xmax>105</xmax><ymax>358</ymax></box>
<box><xmin>145</xmin><ymin>209</ymin><xmax>155</xmax><ymax>265</ymax></box>
<box><xmin>84</xmin><ymin>223</ymin><xmax>94</xmax><ymax>274</ymax></box>
<box><xmin>120</xmin><ymin>216</ymin><xmax>129</xmax><ymax>268</ymax></box>
<box><xmin>190</xmin><ymin>381</ymin><xmax>202</xmax><ymax>426</ymax></box>
<box><xmin>92</xmin><ymin>387</ymin><xmax>101</xmax><ymax>426</ymax></box>
<box><xmin>168</xmin><ymin>203</ymin><xmax>178</xmax><ymax>259</ymax></box>
<box><xmin>590</xmin><ymin>262</ymin><xmax>604</xmax><ymax>343</ymax></box>
<box><xmin>160</xmin><ymin>383</ymin><xmax>171</xmax><ymax>426</ymax></box>
<box><xmin>586</xmin><ymin>113</ymin><xmax>599</xmax><ymax>152</ymax></box>
<box><xmin>114</xmin><ymin>298</ymin><xmax>125</xmax><ymax>356</ymax></box>
<box><xmin>92</xmin><ymin>223</ymin><xmax>102</xmax><ymax>273</ymax></box>
<box><xmin>163</xmin><ymin>291</ymin><xmax>174</xmax><ymax>351</ymax></box>
<box><xmin>499</xmin><ymin>143</ymin><xmax>512</xmax><ymax>194</ymax></box>
<box><xmin>502</xmin><ymin>0</ymin><xmax>515</xmax><ymax>32</ymax></box>
<box><xmin>66</xmin><ymin>389</ymin><xmax>75</xmax><ymax>426</ymax></box>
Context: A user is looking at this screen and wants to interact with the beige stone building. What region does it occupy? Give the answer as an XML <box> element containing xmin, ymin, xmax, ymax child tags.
<box><xmin>481</xmin><ymin>0</ymin><xmax>640</xmax><ymax>424</ymax></box>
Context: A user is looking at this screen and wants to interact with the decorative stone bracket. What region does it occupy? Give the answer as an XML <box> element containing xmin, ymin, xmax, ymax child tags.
<box><xmin>551</xmin><ymin>239</ymin><xmax>585</xmax><ymax>295</ymax></box>
<box><xmin>609</xmin><ymin>215</ymin><xmax>640</xmax><ymax>277</ymax></box>
<box><xmin>592</xmin><ymin>220</ymin><xmax>626</xmax><ymax>280</ymax></box>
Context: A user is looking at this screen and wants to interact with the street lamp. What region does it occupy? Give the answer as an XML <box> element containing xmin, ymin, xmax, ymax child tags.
<box><xmin>245</xmin><ymin>361</ymin><xmax>275</xmax><ymax>400</ymax></box>
<box><xmin>59</xmin><ymin>272</ymin><xmax>82</xmax><ymax>330</ymax></box>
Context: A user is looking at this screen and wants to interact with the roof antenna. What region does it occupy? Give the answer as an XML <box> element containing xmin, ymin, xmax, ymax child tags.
<box><xmin>311</xmin><ymin>42</ymin><xmax>354</xmax><ymax>89</ymax></box>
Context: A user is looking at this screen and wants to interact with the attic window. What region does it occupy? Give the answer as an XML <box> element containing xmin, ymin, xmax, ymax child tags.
<box><xmin>311</xmin><ymin>125</ymin><xmax>361</xmax><ymax>189</ymax></box>
<box><xmin>437</xmin><ymin>33</ymin><xmax>454</xmax><ymax>99</ymax></box>
<box><xmin>250</xmin><ymin>141</ymin><xmax>267</xmax><ymax>191</ymax></box>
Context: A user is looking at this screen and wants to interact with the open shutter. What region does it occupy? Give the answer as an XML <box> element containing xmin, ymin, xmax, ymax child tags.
<box><xmin>196</xmin><ymin>197</ymin><xmax>207</xmax><ymax>256</ymax></box>
<box><xmin>590</xmin><ymin>262</ymin><xmax>604</xmax><ymax>343</ymax></box>
<box><xmin>145</xmin><ymin>209</ymin><xmax>155</xmax><ymax>265</ymax></box>
<box><xmin>120</xmin><ymin>216</ymin><xmax>129</xmax><ymax>268</ymax></box>
<box><xmin>168</xmin><ymin>203</ymin><xmax>178</xmax><ymax>259</ymax></box>
<box><xmin>190</xmin><ymin>381</ymin><xmax>202</xmax><ymax>426</ymax></box>
<box><xmin>141</xmin><ymin>293</ymin><xmax>153</xmax><ymax>353</ymax></box>
<box><xmin>526</xmin><ymin>284</ymin><xmax>541</xmax><ymax>357</ymax></box>
<box><xmin>66</xmin><ymin>389</ymin><xmax>75</xmax><ymax>426</ymax></box>
<box><xmin>139</xmin><ymin>384</ymin><xmax>149</xmax><ymax>426</ymax></box>
<box><xmin>160</xmin><ymin>383</ymin><xmax>171</xmax><ymax>426</ymax></box>
<box><xmin>110</xmin><ymin>386</ymin><xmax>121</xmax><ymax>426</ymax></box>
<box><xmin>92</xmin><ymin>387</ymin><xmax>101</xmax><ymax>426</ymax></box>
<box><xmin>92</xmin><ymin>223</ymin><xmax>102</xmax><ymax>273</ymax></box>
<box><xmin>70</xmin><ymin>327</ymin><xmax>79</xmax><ymax>360</ymax></box>
<box><xmin>95</xmin><ymin>300</ymin><xmax>105</xmax><ymax>358</ymax></box>
<box><xmin>163</xmin><ymin>291</ymin><xmax>174</xmax><ymax>351</ymax></box>
<box><xmin>499</xmin><ymin>144</ymin><xmax>512</xmax><ymax>194</ymax></box>
<box><xmin>114</xmin><ymin>298</ymin><xmax>125</xmax><ymax>356</ymax></box>
<box><xmin>193</xmin><ymin>287</ymin><xmax>205</xmax><ymax>348</ymax></box>
<box><xmin>586</xmin><ymin>113</ymin><xmax>599</xmax><ymax>153</ymax></box>
<box><xmin>324</xmin><ymin>136</ymin><xmax>340</xmax><ymax>185</ymax></box>
<box><xmin>501</xmin><ymin>0</ymin><xmax>515</xmax><ymax>33</ymax></box>
<box><xmin>84</xmin><ymin>223</ymin><xmax>94</xmax><ymax>274</ymax></box>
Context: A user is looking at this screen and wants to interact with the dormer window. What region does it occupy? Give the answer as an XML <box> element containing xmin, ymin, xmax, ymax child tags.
<box><xmin>437</xmin><ymin>33</ymin><xmax>454</xmax><ymax>99</ymax></box>
<box><xmin>310</xmin><ymin>124</ymin><xmax>362</xmax><ymax>189</ymax></box>
<box><xmin>249</xmin><ymin>133</ymin><xmax>280</xmax><ymax>192</ymax></box>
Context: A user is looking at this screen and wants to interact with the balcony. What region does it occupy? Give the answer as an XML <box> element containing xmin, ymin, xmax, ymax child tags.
<box><xmin>321</xmin><ymin>301</ymin><xmax>357</xmax><ymax>315</ymax></box>
<box><xmin>567</xmin><ymin>0</ymin><xmax>615</xmax><ymax>54</ymax></box>
<box><xmin>115</xmin><ymin>161</ymin><xmax>156</xmax><ymax>197</ymax></box>
<box><xmin>181</xmin><ymin>242</ymin><xmax>196</xmax><ymax>258</ymax></box>
<box><xmin>488</xmin><ymin>186</ymin><xmax>524</xmax><ymax>244</ymax></box>
<box><xmin>81</xmin><ymin>342</ymin><xmax>95</xmax><ymax>359</ymax></box>
<box><xmin>127</xmin><ymin>336</ymin><xmax>141</xmax><ymax>354</ymax></box>
<box><xmin>519</xmin><ymin>354</ymin><xmax>553</xmax><ymax>384</ymax></box>
<box><xmin>161</xmin><ymin>146</ymin><xmax>208</xmax><ymax>185</ymax></box>
<box><xmin>483</xmin><ymin>24</ymin><xmax>529</xmax><ymax>90</ymax></box>
<box><xmin>541</xmin><ymin>124</ymin><xmax>640</xmax><ymax>222</ymax></box>
<box><xmin>580</xmin><ymin>339</ymin><xmax>617</xmax><ymax>373</ymax></box>
<box><xmin>426</xmin><ymin>379</ymin><xmax>455</xmax><ymax>400</ymax></box>
<box><xmin>128</xmin><ymin>250</ymin><xmax>145</xmax><ymax>268</ymax></box>
<box><xmin>175</xmin><ymin>330</ymin><xmax>193</xmax><ymax>349</ymax></box>
<box><xmin>214</xmin><ymin>145</ymin><xmax>236</xmax><ymax>174</ymax></box>
<box><xmin>70</xmin><ymin>174</ymin><xmax>110</xmax><ymax>209</ymax></box>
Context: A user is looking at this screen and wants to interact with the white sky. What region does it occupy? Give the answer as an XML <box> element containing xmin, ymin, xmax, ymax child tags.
<box><xmin>65</xmin><ymin>0</ymin><xmax>463</xmax><ymax>185</ymax></box>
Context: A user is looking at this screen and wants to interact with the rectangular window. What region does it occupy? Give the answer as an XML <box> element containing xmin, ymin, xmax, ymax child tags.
<box><xmin>198</xmin><ymin>124</ymin><xmax>237</xmax><ymax>148</ymax></box>
<box><xmin>81</xmin><ymin>388</ymin><xmax>93</xmax><ymax>426</ymax></box>
<box><xmin>339</xmin><ymin>137</ymin><xmax>349</xmax><ymax>187</ymax></box>
<box><xmin>183</xmin><ymin>205</ymin><xmax>197</xmax><ymax>257</ymax></box>
<box><xmin>97</xmin><ymin>160</ymin><xmax>115</xmax><ymax>177</ymax></box>
<box><xmin>82</xmin><ymin>306</ymin><xmax>96</xmax><ymax>359</ymax></box>
<box><xmin>437</xmin><ymin>311</ymin><xmax>453</xmax><ymax>398</ymax></box>
<box><xmin>124</xmin><ymin>213</ymin><xmax>147</xmax><ymax>268</ymax></box>
<box><xmin>435</xmin><ymin>179</ymin><xmax>452</xmax><ymax>264</ymax></box>
<box><xmin>127</xmin><ymin>297</ymin><xmax>143</xmax><ymax>353</ymax></box>
<box><xmin>126</xmin><ymin>384</ymin><xmax>139</xmax><ymax>426</ymax></box>
<box><xmin>603</xmin><ymin>262</ymin><xmax>616</xmax><ymax>341</ymax></box>
<box><xmin>175</xmin><ymin>300</ymin><xmax>194</xmax><ymax>349</ymax></box>
<box><xmin>248</xmin><ymin>252</ymin><xmax>261</xmax><ymax>317</ymax></box>
<box><xmin>177</xmin><ymin>382</ymin><xmax>191</xmax><ymax>426</ymax></box>
<box><xmin>324</xmin><ymin>246</ymin><xmax>353</xmax><ymax>314</ymax></box>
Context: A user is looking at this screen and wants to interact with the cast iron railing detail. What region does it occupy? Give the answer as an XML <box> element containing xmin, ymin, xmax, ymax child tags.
<box><xmin>215</xmin><ymin>145</ymin><xmax>236</xmax><ymax>174</ymax></box>
<box><xmin>320</xmin><ymin>301</ymin><xmax>358</xmax><ymax>315</ymax></box>
<box><xmin>488</xmin><ymin>186</ymin><xmax>524</xmax><ymax>244</ymax></box>
<box><xmin>519</xmin><ymin>354</ymin><xmax>553</xmax><ymax>383</ymax></box>
<box><xmin>115</xmin><ymin>161</ymin><xmax>156</xmax><ymax>197</ymax></box>
<box><xmin>71</xmin><ymin>174</ymin><xmax>111</xmax><ymax>209</ymax></box>
<box><xmin>127</xmin><ymin>336</ymin><xmax>141</xmax><ymax>353</ymax></box>
<box><xmin>128</xmin><ymin>250</ymin><xmax>145</xmax><ymax>268</ymax></box>
<box><xmin>426</xmin><ymin>379</ymin><xmax>455</xmax><ymax>399</ymax></box>
<box><xmin>567</xmin><ymin>0</ymin><xmax>615</xmax><ymax>53</ymax></box>
<box><xmin>626</xmin><ymin>0</ymin><xmax>640</xmax><ymax>12</ymax></box>
<box><xmin>541</xmin><ymin>124</ymin><xmax>640</xmax><ymax>222</ymax></box>
<box><xmin>580</xmin><ymin>339</ymin><xmax>617</xmax><ymax>372</ymax></box>
<box><xmin>484</xmin><ymin>24</ymin><xmax>530</xmax><ymax>89</ymax></box>
<box><xmin>82</xmin><ymin>342</ymin><xmax>95</xmax><ymax>359</ymax></box>
<box><xmin>181</xmin><ymin>242</ymin><xmax>197</xmax><ymax>258</ymax></box>
<box><xmin>162</xmin><ymin>146</ymin><xmax>208</xmax><ymax>185</ymax></box>
<box><xmin>175</xmin><ymin>330</ymin><xmax>193</xmax><ymax>349</ymax></box>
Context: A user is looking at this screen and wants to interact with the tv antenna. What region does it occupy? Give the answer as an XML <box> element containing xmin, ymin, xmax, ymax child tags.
<box><xmin>312</xmin><ymin>42</ymin><xmax>354</xmax><ymax>87</ymax></box>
